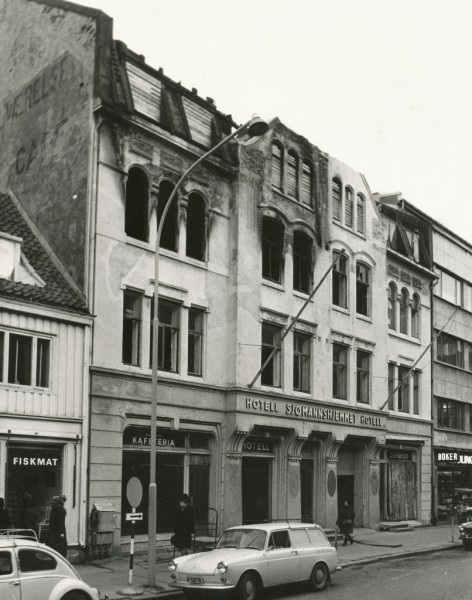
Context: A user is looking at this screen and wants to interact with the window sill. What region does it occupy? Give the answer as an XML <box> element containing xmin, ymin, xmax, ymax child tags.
<box><xmin>263</xmin><ymin>279</ymin><xmax>285</xmax><ymax>292</ymax></box>
<box><xmin>435</xmin><ymin>425</ymin><xmax>468</xmax><ymax>434</ymax></box>
<box><xmin>435</xmin><ymin>359</ymin><xmax>472</xmax><ymax>375</ymax></box>
<box><xmin>356</xmin><ymin>313</ymin><xmax>372</xmax><ymax>324</ymax></box>
<box><xmin>331</xmin><ymin>220</ymin><xmax>366</xmax><ymax>240</ymax></box>
<box><xmin>388</xmin><ymin>330</ymin><xmax>422</xmax><ymax>344</ymax></box>
<box><xmin>0</xmin><ymin>382</ymin><xmax>52</xmax><ymax>392</ymax></box>
<box><xmin>333</xmin><ymin>305</ymin><xmax>349</xmax><ymax>316</ymax></box>
<box><xmin>293</xmin><ymin>290</ymin><xmax>313</xmax><ymax>301</ymax></box>
<box><xmin>271</xmin><ymin>186</ymin><xmax>315</xmax><ymax>211</ymax></box>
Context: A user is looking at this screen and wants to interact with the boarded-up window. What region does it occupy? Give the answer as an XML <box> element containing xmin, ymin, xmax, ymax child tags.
<box><xmin>357</xmin><ymin>193</ymin><xmax>366</xmax><ymax>234</ymax></box>
<box><xmin>287</xmin><ymin>151</ymin><xmax>298</xmax><ymax>198</ymax></box>
<box><xmin>126</xmin><ymin>62</ymin><xmax>161</xmax><ymax>121</ymax></box>
<box><xmin>301</xmin><ymin>161</ymin><xmax>313</xmax><ymax>206</ymax></box>
<box><xmin>345</xmin><ymin>187</ymin><xmax>353</xmax><ymax>228</ymax></box>
<box><xmin>181</xmin><ymin>97</ymin><xmax>212</xmax><ymax>147</ymax></box>
<box><xmin>271</xmin><ymin>143</ymin><xmax>283</xmax><ymax>189</ymax></box>
<box><xmin>332</xmin><ymin>178</ymin><xmax>342</xmax><ymax>222</ymax></box>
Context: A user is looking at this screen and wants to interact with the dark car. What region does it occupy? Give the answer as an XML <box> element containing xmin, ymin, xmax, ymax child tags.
<box><xmin>458</xmin><ymin>508</ymin><xmax>472</xmax><ymax>548</ymax></box>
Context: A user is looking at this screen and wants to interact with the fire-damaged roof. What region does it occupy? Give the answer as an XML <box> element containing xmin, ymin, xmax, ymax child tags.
<box><xmin>0</xmin><ymin>192</ymin><xmax>88</xmax><ymax>315</ymax></box>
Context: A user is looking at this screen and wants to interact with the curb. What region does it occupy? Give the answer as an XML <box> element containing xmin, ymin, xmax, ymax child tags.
<box><xmin>340</xmin><ymin>542</ymin><xmax>463</xmax><ymax>568</ymax></box>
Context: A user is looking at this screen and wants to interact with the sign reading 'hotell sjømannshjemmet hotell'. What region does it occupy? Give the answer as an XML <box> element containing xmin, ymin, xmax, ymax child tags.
<box><xmin>244</xmin><ymin>397</ymin><xmax>386</xmax><ymax>428</ymax></box>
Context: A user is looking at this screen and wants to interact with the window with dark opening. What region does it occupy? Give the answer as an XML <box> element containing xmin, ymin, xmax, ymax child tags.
<box><xmin>398</xmin><ymin>365</ymin><xmax>410</xmax><ymax>412</ymax></box>
<box><xmin>356</xmin><ymin>350</ymin><xmax>370</xmax><ymax>404</ymax></box>
<box><xmin>262</xmin><ymin>217</ymin><xmax>284</xmax><ymax>284</ymax></box>
<box><xmin>293</xmin><ymin>331</ymin><xmax>311</xmax><ymax>392</ymax></box>
<box><xmin>332</xmin><ymin>251</ymin><xmax>347</xmax><ymax>308</ymax></box>
<box><xmin>400</xmin><ymin>288</ymin><xmax>409</xmax><ymax>334</ymax></box>
<box><xmin>261</xmin><ymin>322</ymin><xmax>282</xmax><ymax>387</ymax></box>
<box><xmin>388</xmin><ymin>282</ymin><xmax>397</xmax><ymax>330</ymax></box>
<box><xmin>157</xmin><ymin>180</ymin><xmax>178</xmax><ymax>251</ymax></box>
<box><xmin>293</xmin><ymin>231</ymin><xmax>312</xmax><ymax>294</ymax></box>
<box><xmin>186</xmin><ymin>193</ymin><xmax>206</xmax><ymax>261</ymax></box>
<box><xmin>122</xmin><ymin>289</ymin><xmax>142</xmax><ymax>366</ymax></box>
<box><xmin>188</xmin><ymin>307</ymin><xmax>203</xmax><ymax>376</ymax></box>
<box><xmin>8</xmin><ymin>334</ymin><xmax>32</xmax><ymax>385</ymax></box>
<box><xmin>333</xmin><ymin>343</ymin><xmax>347</xmax><ymax>399</ymax></box>
<box><xmin>158</xmin><ymin>299</ymin><xmax>180</xmax><ymax>372</ymax></box>
<box><xmin>125</xmin><ymin>167</ymin><xmax>149</xmax><ymax>242</ymax></box>
<box><xmin>356</xmin><ymin>262</ymin><xmax>370</xmax><ymax>316</ymax></box>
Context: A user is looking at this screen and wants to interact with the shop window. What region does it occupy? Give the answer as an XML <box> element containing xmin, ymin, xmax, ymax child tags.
<box><xmin>186</xmin><ymin>193</ymin><xmax>206</xmax><ymax>261</ymax></box>
<box><xmin>437</xmin><ymin>397</ymin><xmax>465</xmax><ymax>430</ymax></box>
<box><xmin>345</xmin><ymin>187</ymin><xmax>353</xmax><ymax>228</ymax></box>
<box><xmin>332</xmin><ymin>178</ymin><xmax>342</xmax><ymax>222</ymax></box>
<box><xmin>262</xmin><ymin>217</ymin><xmax>284</xmax><ymax>284</ymax></box>
<box><xmin>158</xmin><ymin>299</ymin><xmax>180</xmax><ymax>373</ymax></box>
<box><xmin>287</xmin><ymin>151</ymin><xmax>298</xmax><ymax>198</ymax></box>
<box><xmin>122</xmin><ymin>289</ymin><xmax>142</xmax><ymax>366</ymax></box>
<box><xmin>271</xmin><ymin>142</ymin><xmax>283</xmax><ymax>189</ymax></box>
<box><xmin>387</xmin><ymin>362</ymin><xmax>396</xmax><ymax>410</ymax></box>
<box><xmin>399</xmin><ymin>288</ymin><xmax>409</xmax><ymax>334</ymax></box>
<box><xmin>1</xmin><ymin>332</ymin><xmax>51</xmax><ymax>388</ymax></box>
<box><xmin>301</xmin><ymin>161</ymin><xmax>313</xmax><ymax>206</ymax></box>
<box><xmin>411</xmin><ymin>294</ymin><xmax>420</xmax><ymax>338</ymax></box>
<box><xmin>356</xmin><ymin>262</ymin><xmax>370</xmax><ymax>317</ymax></box>
<box><xmin>188</xmin><ymin>307</ymin><xmax>204</xmax><ymax>376</ymax></box>
<box><xmin>125</xmin><ymin>166</ymin><xmax>149</xmax><ymax>242</ymax></box>
<box><xmin>261</xmin><ymin>322</ymin><xmax>282</xmax><ymax>387</ymax></box>
<box><xmin>356</xmin><ymin>193</ymin><xmax>365</xmax><ymax>235</ymax></box>
<box><xmin>332</xmin><ymin>251</ymin><xmax>348</xmax><ymax>309</ymax></box>
<box><xmin>398</xmin><ymin>365</ymin><xmax>410</xmax><ymax>412</ymax></box>
<box><xmin>356</xmin><ymin>350</ymin><xmax>370</xmax><ymax>404</ymax></box>
<box><xmin>388</xmin><ymin>282</ymin><xmax>397</xmax><ymax>330</ymax></box>
<box><xmin>293</xmin><ymin>230</ymin><xmax>312</xmax><ymax>294</ymax></box>
<box><xmin>18</xmin><ymin>549</ymin><xmax>56</xmax><ymax>572</ymax></box>
<box><xmin>293</xmin><ymin>331</ymin><xmax>311</xmax><ymax>393</ymax></box>
<box><xmin>157</xmin><ymin>180</ymin><xmax>178</xmax><ymax>252</ymax></box>
<box><xmin>333</xmin><ymin>343</ymin><xmax>348</xmax><ymax>399</ymax></box>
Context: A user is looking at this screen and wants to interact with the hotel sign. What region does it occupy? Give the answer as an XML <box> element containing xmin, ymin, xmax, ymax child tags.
<box><xmin>244</xmin><ymin>397</ymin><xmax>385</xmax><ymax>429</ymax></box>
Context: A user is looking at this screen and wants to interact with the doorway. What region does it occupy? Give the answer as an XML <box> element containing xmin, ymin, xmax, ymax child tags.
<box><xmin>242</xmin><ymin>457</ymin><xmax>271</xmax><ymax>524</ymax></box>
<box><xmin>337</xmin><ymin>475</ymin><xmax>354</xmax><ymax>517</ymax></box>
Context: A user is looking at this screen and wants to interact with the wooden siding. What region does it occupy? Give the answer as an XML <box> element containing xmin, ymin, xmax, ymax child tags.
<box><xmin>126</xmin><ymin>62</ymin><xmax>161</xmax><ymax>122</ymax></box>
<box><xmin>181</xmin><ymin>97</ymin><xmax>212</xmax><ymax>147</ymax></box>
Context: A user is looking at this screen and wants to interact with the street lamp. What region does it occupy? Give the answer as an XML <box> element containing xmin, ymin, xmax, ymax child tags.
<box><xmin>148</xmin><ymin>114</ymin><xmax>269</xmax><ymax>587</ymax></box>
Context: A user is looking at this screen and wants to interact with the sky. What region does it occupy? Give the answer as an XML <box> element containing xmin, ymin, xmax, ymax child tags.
<box><xmin>73</xmin><ymin>0</ymin><xmax>472</xmax><ymax>243</ymax></box>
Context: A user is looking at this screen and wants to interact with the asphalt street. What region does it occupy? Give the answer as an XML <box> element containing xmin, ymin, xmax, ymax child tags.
<box><xmin>259</xmin><ymin>548</ymin><xmax>472</xmax><ymax>600</ymax></box>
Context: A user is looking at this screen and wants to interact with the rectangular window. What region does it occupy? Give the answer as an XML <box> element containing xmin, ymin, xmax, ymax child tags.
<box><xmin>332</xmin><ymin>252</ymin><xmax>348</xmax><ymax>309</ymax></box>
<box><xmin>293</xmin><ymin>331</ymin><xmax>311</xmax><ymax>393</ymax></box>
<box><xmin>333</xmin><ymin>343</ymin><xmax>348</xmax><ymax>399</ymax></box>
<box><xmin>356</xmin><ymin>350</ymin><xmax>370</xmax><ymax>404</ymax></box>
<box><xmin>437</xmin><ymin>332</ymin><xmax>464</xmax><ymax>368</ymax></box>
<box><xmin>413</xmin><ymin>370</ymin><xmax>420</xmax><ymax>415</ymax></box>
<box><xmin>262</xmin><ymin>218</ymin><xmax>284</xmax><ymax>284</ymax></box>
<box><xmin>0</xmin><ymin>331</ymin><xmax>4</xmax><ymax>382</ymax></box>
<box><xmin>356</xmin><ymin>263</ymin><xmax>370</xmax><ymax>316</ymax></box>
<box><xmin>261</xmin><ymin>323</ymin><xmax>282</xmax><ymax>387</ymax></box>
<box><xmin>437</xmin><ymin>397</ymin><xmax>465</xmax><ymax>430</ymax></box>
<box><xmin>398</xmin><ymin>365</ymin><xmax>410</xmax><ymax>412</ymax></box>
<box><xmin>36</xmin><ymin>338</ymin><xmax>50</xmax><ymax>388</ymax></box>
<box><xmin>158</xmin><ymin>300</ymin><xmax>180</xmax><ymax>372</ymax></box>
<box><xmin>188</xmin><ymin>307</ymin><xmax>203</xmax><ymax>376</ymax></box>
<box><xmin>439</xmin><ymin>270</ymin><xmax>463</xmax><ymax>306</ymax></box>
<box><xmin>1</xmin><ymin>331</ymin><xmax>51</xmax><ymax>388</ymax></box>
<box><xmin>122</xmin><ymin>289</ymin><xmax>142</xmax><ymax>366</ymax></box>
<box><xmin>8</xmin><ymin>333</ymin><xmax>32</xmax><ymax>385</ymax></box>
<box><xmin>388</xmin><ymin>362</ymin><xmax>396</xmax><ymax>410</ymax></box>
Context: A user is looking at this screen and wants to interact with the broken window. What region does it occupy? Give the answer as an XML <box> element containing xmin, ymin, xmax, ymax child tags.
<box><xmin>125</xmin><ymin>167</ymin><xmax>149</xmax><ymax>242</ymax></box>
<box><xmin>186</xmin><ymin>193</ymin><xmax>206</xmax><ymax>261</ymax></box>
<box><xmin>262</xmin><ymin>217</ymin><xmax>284</xmax><ymax>284</ymax></box>
<box><xmin>157</xmin><ymin>180</ymin><xmax>178</xmax><ymax>251</ymax></box>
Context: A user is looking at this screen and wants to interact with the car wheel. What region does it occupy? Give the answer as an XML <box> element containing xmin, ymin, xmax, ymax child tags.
<box><xmin>236</xmin><ymin>572</ymin><xmax>257</xmax><ymax>600</ymax></box>
<box><xmin>309</xmin><ymin>562</ymin><xmax>329</xmax><ymax>592</ymax></box>
<box><xmin>60</xmin><ymin>592</ymin><xmax>88</xmax><ymax>600</ymax></box>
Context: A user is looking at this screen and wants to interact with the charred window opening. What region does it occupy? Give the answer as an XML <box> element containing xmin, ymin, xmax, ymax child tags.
<box><xmin>157</xmin><ymin>180</ymin><xmax>178</xmax><ymax>251</ymax></box>
<box><xmin>262</xmin><ymin>217</ymin><xmax>284</xmax><ymax>284</ymax></box>
<box><xmin>186</xmin><ymin>193</ymin><xmax>206</xmax><ymax>261</ymax></box>
<box><xmin>125</xmin><ymin>167</ymin><xmax>149</xmax><ymax>242</ymax></box>
<box><xmin>293</xmin><ymin>231</ymin><xmax>313</xmax><ymax>294</ymax></box>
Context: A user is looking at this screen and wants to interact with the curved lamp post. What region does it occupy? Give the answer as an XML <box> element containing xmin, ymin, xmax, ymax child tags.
<box><xmin>148</xmin><ymin>114</ymin><xmax>269</xmax><ymax>587</ymax></box>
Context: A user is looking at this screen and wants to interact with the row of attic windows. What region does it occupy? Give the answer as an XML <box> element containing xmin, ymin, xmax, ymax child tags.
<box><xmin>332</xmin><ymin>177</ymin><xmax>366</xmax><ymax>235</ymax></box>
<box><xmin>125</xmin><ymin>167</ymin><xmax>206</xmax><ymax>261</ymax></box>
<box><xmin>271</xmin><ymin>142</ymin><xmax>314</xmax><ymax>206</ymax></box>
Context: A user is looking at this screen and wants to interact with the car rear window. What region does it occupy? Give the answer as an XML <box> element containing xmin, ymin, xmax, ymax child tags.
<box><xmin>0</xmin><ymin>551</ymin><xmax>13</xmax><ymax>575</ymax></box>
<box><xmin>18</xmin><ymin>549</ymin><xmax>57</xmax><ymax>572</ymax></box>
<box><xmin>307</xmin><ymin>528</ymin><xmax>330</xmax><ymax>547</ymax></box>
<box><xmin>289</xmin><ymin>529</ymin><xmax>311</xmax><ymax>548</ymax></box>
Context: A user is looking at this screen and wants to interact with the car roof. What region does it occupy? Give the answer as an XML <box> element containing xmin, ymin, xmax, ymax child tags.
<box><xmin>224</xmin><ymin>522</ymin><xmax>323</xmax><ymax>533</ymax></box>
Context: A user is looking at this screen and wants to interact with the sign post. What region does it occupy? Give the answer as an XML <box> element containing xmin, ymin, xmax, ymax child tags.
<box><xmin>119</xmin><ymin>477</ymin><xmax>144</xmax><ymax>596</ymax></box>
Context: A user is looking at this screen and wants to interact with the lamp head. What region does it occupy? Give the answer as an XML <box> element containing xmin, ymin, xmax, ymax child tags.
<box><xmin>246</xmin><ymin>115</ymin><xmax>269</xmax><ymax>137</ymax></box>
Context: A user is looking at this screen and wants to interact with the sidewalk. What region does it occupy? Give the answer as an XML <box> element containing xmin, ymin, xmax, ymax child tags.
<box><xmin>75</xmin><ymin>524</ymin><xmax>462</xmax><ymax>600</ymax></box>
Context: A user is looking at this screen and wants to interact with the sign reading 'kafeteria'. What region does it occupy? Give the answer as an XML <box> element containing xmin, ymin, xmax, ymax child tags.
<box><xmin>244</xmin><ymin>397</ymin><xmax>385</xmax><ymax>428</ymax></box>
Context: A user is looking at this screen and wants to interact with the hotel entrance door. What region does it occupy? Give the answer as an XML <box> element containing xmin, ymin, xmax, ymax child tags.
<box><xmin>242</xmin><ymin>457</ymin><xmax>271</xmax><ymax>524</ymax></box>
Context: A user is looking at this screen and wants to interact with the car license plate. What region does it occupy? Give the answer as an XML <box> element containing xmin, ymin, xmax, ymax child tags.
<box><xmin>187</xmin><ymin>576</ymin><xmax>204</xmax><ymax>584</ymax></box>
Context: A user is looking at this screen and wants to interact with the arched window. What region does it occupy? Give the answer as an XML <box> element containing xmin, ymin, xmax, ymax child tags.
<box><xmin>186</xmin><ymin>193</ymin><xmax>206</xmax><ymax>261</ymax></box>
<box><xmin>356</xmin><ymin>193</ymin><xmax>366</xmax><ymax>235</ymax></box>
<box><xmin>356</xmin><ymin>262</ymin><xmax>371</xmax><ymax>317</ymax></box>
<box><xmin>301</xmin><ymin>161</ymin><xmax>313</xmax><ymax>206</ymax></box>
<box><xmin>388</xmin><ymin>282</ymin><xmax>397</xmax><ymax>330</ymax></box>
<box><xmin>287</xmin><ymin>151</ymin><xmax>299</xmax><ymax>198</ymax></box>
<box><xmin>345</xmin><ymin>187</ymin><xmax>353</xmax><ymax>228</ymax></box>
<box><xmin>400</xmin><ymin>288</ymin><xmax>409</xmax><ymax>334</ymax></box>
<box><xmin>293</xmin><ymin>230</ymin><xmax>313</xmax><ymax>294</ymax></box>
<box><xmin>271</xmin><ymin>142</ymin><xmax>283</xmax><ymax>189</ymax></box>
<box><xmin>125</xmin><ymin>167</ymin><xmax>149</xmax><ymax>242</ymax></box>
<box><xmin>157</xmin><ymin>180</ymin><xmax>178</xmax><ymax>251</ymax></box>
<box><xmin>262</xmin><ymin>216</ymin><xmax>284</xmax><ymax>284</ymax></box>
<box><xmin>332</xmin><ymin>178</ymin><xmax>342</xmax><ymax>222</ymax></box>
<box><xmin>411</xmin><ymin>294</ymin><xmax>421</xmax><ymax>338</ymax></box>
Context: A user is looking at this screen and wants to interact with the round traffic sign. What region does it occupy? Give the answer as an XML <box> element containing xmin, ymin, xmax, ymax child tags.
<box><xmin>126</xmin><ymin>476</ymin><xmax>143</xmax><ymax>509</ymax></box>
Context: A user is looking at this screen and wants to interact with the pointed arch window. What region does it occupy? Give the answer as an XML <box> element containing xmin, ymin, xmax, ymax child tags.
<box><xmin>271</xmin><ymin>143</ymin><xmax>283</xmax><ymax>189</ymax></box>
<box><xmin>125</xmin><ymin>167</ymin><xmax>149</xmax><ymax>242</ymax></box>
<box><xmin>293</xmin><ymin>231</ymin><xmax>313</xmax><ymax>294</ymax></box>
<box><xmin>186</xmin><ymin>193</ymin><xmax>206</xmax><ymax>261</ymax></box>
<box><xmin>157</xmin><ymin>180</ymin><xmax>178</xmax><ymax>252</ymax></box>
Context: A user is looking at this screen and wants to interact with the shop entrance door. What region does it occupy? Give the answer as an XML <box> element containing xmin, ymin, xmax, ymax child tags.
<box><xmin>242</xmin><ymin>457</ymin><xmax>271</xmax><ymax>524</ymax></box>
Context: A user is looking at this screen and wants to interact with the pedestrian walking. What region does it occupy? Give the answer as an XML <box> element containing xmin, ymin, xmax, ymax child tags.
<box><xmin>47</xmin><ymin>494</ymin><xmax>68</xmax><ymax>557</ymax></box>
<box><xmin>337</xmin><ymin>499</ymin><xmax>355</xmax><ymax>546</ymax></box>
<box><xmin>0</xmin><ymin>497</ymin><xmax>10</xmax><ymax>530</ymax></box>
<box><xmin>171</xmin><ymin>493</ymin><xmax>195</xmax><ymax>556</ymax></box>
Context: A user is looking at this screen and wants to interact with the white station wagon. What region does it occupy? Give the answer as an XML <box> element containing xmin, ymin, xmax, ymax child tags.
<box><xmin>168</xmin><ymin>522</ymin><xmax>340</xmax><ymax>600</ymax></box>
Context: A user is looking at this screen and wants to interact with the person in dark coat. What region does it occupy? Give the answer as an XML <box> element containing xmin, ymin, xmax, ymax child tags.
<box><xmin>337</xmin><ymin>499</ymin><xmax>354</xmax><ymax>546</ymax></box>
<box><xmin>172</xmin><ymin>493</ymin><xmax>195</xmax><ymax>556</ymax></box>
<box><xmin>47</xmin><ymin>494</ymin><xmax>68</xmax><ymax>557</ymax></box>
<box><xmin>0</xmin><ymin>497</ymin><xmax>10</xmax><ymax>530</ymax></box>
